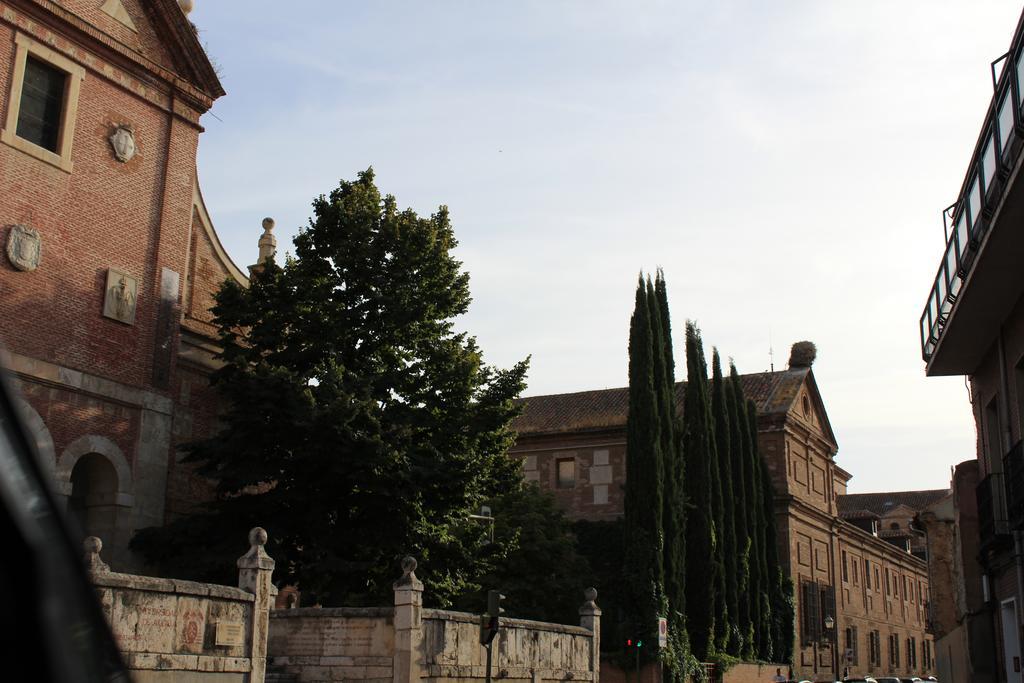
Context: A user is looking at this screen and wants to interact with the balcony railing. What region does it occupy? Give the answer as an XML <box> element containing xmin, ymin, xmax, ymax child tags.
<box><xmin>977</xmin><ymin>472</ymin><xmax>1011</xmax><ymax>547</ymax></box>
<box><xmin>1004</xmin><ymin>441</ymin><xmax>1024</xmax><ymax>528</ymax></box>
<box><xmin>920</xmin><ymin>17</ymin><xmax>1024</xmax><ymax>362</ymax></box>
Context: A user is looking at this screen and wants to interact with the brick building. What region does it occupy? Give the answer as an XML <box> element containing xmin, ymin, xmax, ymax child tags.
<box><xmin>0</xmin><ymin>0</ymin><xmax>248</xmax><ymax>570</ymax></box>
<box><xmin>511</xmin><ymin>344</ymin><xmax>935</xmax><ymax>680</ymax></box>
<box><xmin>917</xmin><ymin>6</ymin><xmax>1024</xmax><ymax>683</ymax></box>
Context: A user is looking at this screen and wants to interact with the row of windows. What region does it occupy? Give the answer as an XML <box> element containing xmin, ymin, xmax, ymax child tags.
<box><xmin>841</xmin><ymin>550</ymin><xmax>927</xmax><ymax>603</ymax></box>
<box><xmin>859</xmin><ymin>628</ymin><xmax>928</xmax><ymax>670</ymax></box>
<box><xmin>1</xmin><ymin>33</ymin><xmax>85</xmax><ymax>172</ymax></box>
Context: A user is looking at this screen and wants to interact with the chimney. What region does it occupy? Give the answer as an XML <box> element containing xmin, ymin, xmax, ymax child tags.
<box><xmin>788</xmin><ymin>341</ymin><xmax>816</xmax><ymax>369</ymax></box>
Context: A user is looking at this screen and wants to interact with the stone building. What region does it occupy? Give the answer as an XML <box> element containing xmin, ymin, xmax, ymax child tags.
<box><xmin>0</xmin><ymin>0</ymin><xmax>248</xmax><ymax>570</ymax></box>
<box><xmin>917</xmin><ymin>8</ymin><xmax>1024</xmax><ymax>683</ymax></box>
<box><xmin>510</xmin><ymin>343</ymin><xmax>935</xmax><ymax>680</ymax></box>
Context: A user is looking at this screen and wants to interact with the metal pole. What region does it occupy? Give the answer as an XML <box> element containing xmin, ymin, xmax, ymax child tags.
<box><xmin>635</xmin><ymin>643</ymin><xmax>640</xmax><ymax>683</ymax></box>
<box><xmin>485</xmin><ymin>642</ymin><xmax>493</xmax><ymax>683</ymax></box>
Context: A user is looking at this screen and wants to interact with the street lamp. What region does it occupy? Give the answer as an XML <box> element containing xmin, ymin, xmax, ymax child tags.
<box><xmin>823</xmin><ymin>615</ymin><xmax>839</xmax><ymax>680</ymax></box>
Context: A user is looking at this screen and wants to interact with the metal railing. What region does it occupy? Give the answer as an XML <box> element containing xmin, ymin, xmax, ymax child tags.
<box><xmin>977</xmin><ymin>472</ymin><xmax>1011</xmax><ymax>547</ymax></box>
<box><xmin>920</xmin><ymin>14</ymin><xmax>1024</xmax><ymax>361</ymax></box>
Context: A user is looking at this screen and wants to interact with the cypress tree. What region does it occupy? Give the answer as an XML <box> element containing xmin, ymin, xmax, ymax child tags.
<box><xmin>727</xmin><ymin>364</ymin><xmax>754</xmax><ymax>660</ymax></box>
<box><xmin>758</xmin><ymin>430</ymin><xmax>793</xmax><ymax>665</ymax></box>
<box><xmin>741</xmin><ymin>394</ymin><xmax>765</xmax><ymax>657</ymax></box>
<box><xmin>711</xmin><ymin>350</ymin><xmax>739</xmax><ymax>655</ymax></box>
<box><xmin>623</xmin><ymin>276</ymin><xmax>665</xmax><ymax>655</ymax></box>
<box><xmin>653</xmin><ymin>273</ymin><xmax>690</xmax><ymax>675</ymax></box>
<box><xmin>682</xmin><ymin>322</ymin><xmax>716</xmax><ymax>660</ymax></box>
<box><xmin>748</xmin><ymin>398</ymin><xmax>774</xmax><ymax>661</ymax></box>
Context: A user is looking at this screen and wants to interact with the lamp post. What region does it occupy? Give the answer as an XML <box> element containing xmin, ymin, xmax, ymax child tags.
<box><xmin>824</xmin><ymin>615</ymin><xmax>839</xmax><ymax>680</ymax></box>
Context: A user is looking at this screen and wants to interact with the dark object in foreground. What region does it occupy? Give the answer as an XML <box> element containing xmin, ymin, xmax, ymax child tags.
<box><xmin>0</xmin><ymin>368</ymin><xmax>129</xmax><ymax>682</ymax></box>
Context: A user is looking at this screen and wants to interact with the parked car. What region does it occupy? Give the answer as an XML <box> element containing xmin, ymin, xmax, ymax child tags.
<box><xmin>0</xmin><ymin>369</ymin><xmax>129</xmax><ymax>682</ymax></box>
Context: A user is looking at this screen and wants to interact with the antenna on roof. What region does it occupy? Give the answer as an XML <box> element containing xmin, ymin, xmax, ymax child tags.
<box><xmin>768</xmin><ymin>328</ymin><xmax>774</xmax><ymax>373</ymax></box>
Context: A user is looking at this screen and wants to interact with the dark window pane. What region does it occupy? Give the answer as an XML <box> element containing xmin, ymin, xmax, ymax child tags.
<box><xmin>556</xmin><ymin>458</ymin><xmax>575</xmax><ymax>489</ymax></box>
<box><xmin>16</xmin><ymin>56</ymin><xmax>67</xmax><ymax>153</ymax></box>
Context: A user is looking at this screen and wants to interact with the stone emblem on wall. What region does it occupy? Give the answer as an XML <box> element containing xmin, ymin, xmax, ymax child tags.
<box><xmin>6</xmin><ymin>224</ymin><xmax>41</xmax><ymax>271</ymax></box>
<box><xmin>108</xmin><ymin>125</ymin><xmax>136</xmax><ymax>162</ymax></box>
<box><xmin>103</xmin><ymin>269</ymin><xmax>138</xmax><ymax>324</ymax></box>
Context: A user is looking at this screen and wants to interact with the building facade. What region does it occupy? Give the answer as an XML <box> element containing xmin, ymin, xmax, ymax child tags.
<box><xmin>918</xmin><ymin>8</ymin><xmax>1024</xmax><ymax>683</ymax></box>
<box><xmin>511</xmin><ymin>344</ymin><xmax>935</xmax><ymax>680</ymax></box>
<box><xmin>0</xmin><ymin>0</ymin><xmax>247</xmax><ymax>570</ymax></box>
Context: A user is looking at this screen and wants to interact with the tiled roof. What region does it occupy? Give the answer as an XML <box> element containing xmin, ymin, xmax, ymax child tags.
<box><xmin>836</xmin><ymin>490</ymin><xmax>950</xmax><ymax>517</ymax></box>
<box><xmin>839</xmin><ymin>509</ymin><xmax>880</xmax><ymax>521</ymax></box>
<box><xmin>512</xmin><ymin>367</ymin><xmax>810</xmax><ymax>436</ymax></box>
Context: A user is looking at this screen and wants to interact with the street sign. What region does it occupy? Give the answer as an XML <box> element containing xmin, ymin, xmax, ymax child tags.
<box><xmin>657</xmin><ymin>617</ymin><xmax>668</xmax><ymax>648</ymax></box>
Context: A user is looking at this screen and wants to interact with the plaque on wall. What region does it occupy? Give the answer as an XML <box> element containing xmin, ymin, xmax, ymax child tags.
<box><xmin>215</xmin><ymin>621</ymin><xmax>245</xmax><ymax>647</ymax></box>
<box><xmin>108</xmin><ymin>124</ymin><xmax>136</xmax><ymax>162</ymax></box>
<box><xmin>6</xmin><ymin>224</ymin><xmax>41</xmax><ymax>271</ymax></box>
<box><xmin>103</xmin><ymin>269</ymin><xmax>138</xmax><ymax>324</ymax></box>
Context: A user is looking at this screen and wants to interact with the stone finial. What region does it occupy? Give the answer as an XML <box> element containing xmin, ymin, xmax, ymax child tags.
<box><xmin>788</xmin><ymin>341</ymin><xmax>817</xmax><ymax>369</ymax></box>
<box><xmin>249</xmin><ymin>218</ymin><xmax>277</xmax><ymax>276</ymax></box>
<box><xmin>178</xmin><ymin>0</ymin><xmax>195</xmax><ymax>15</ymax></box>
<box><xmin>393</xmin><ymin>555</ymin><xmax>423</xmax><ymax>591</ymax></box>
<box><xmin>83</xmin><ymin>536</ymin><xmax>109</xmax><ymax>573</ymax></box>
<box><xmin>579</xmin><ymin>587</ymin><xmax>601</xmax><ymax>615</ymax></box>
<box><xmin>258</xmin><ymin>218</ymin><xmax>277</xmax><ymax>263</ymax></box>
<box><xmin>237</xmin><ymin>526</ymin><xmax>275</xmax><ymax>571</ymax></box>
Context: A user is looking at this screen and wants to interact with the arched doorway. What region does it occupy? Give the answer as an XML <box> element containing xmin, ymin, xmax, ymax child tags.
<box><xmin>67</xmin><ymin>453</ymin><xmax>120</xmax><ymax>547</ymax></box>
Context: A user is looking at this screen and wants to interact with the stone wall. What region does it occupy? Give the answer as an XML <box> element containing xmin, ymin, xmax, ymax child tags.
<box><xmin>421</xmin><ymin>610</ymin><xmax>594</xmax><ymax>682</ymax></box>
<box><xmin>268</xmin><ymin>558</ymin><xmax>601</xmax><ymax>683</ymax></box>
<box><xmin>267</xmin><ymin>607</ymin><xmax>395</xmax><ymax>682</ymax></box>
<box><xmin>87</xmin><ymin>528</ymin><xmax>276</xmax><ymax>683</ymax></box>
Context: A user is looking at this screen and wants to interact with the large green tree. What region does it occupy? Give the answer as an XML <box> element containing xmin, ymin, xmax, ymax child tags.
<box><xmin>453</xmin><ymin>483</ymin><xmax>593</xmax><ymax>624</ymax></box>
<box><xmin>711</xmin><ymin>350</ymin><xmax>738</xmax><ymax>655</ymax></box>
<box><xmin>623</xmin><ymin>276</ymin><xmax>666</xmax><ymax>655</ymax></box>
<box><xmin>727</xmin><ymin>363</ymin><xmax>754</xmax><ymax>659</ymax></box>
<box><xmin>654</xmin><ymin>273</ymin><xmax>690</xmax><ymax>676</ymax></box>
<box><xmin>133</xmin><ymin>169</ymin><xmax>529</xmax><ymax>606</ymax></box>
<box><xmin>682</xmin><ymin>322</ymin><xmax>717</xmax><ymax>660</ymax></box>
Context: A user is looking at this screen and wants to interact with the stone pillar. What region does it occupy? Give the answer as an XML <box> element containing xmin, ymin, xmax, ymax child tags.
<box><xmin>393</xmin><ymin>556</ymin><xmax>425</xmax><ymax>683</ymax></box>
<box><xmin>579</xmin><ymin>587</ymin><xmax>601</xmax><ymax>683</ymax></box>
<box><xmin>238</xmin><ymin>527</ymin><xmax>275</xmax><ymax>683</ymax></box>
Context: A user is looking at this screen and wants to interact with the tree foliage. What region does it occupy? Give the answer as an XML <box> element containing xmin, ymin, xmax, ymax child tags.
<box><xmin>453</xmin><ymin>483</ymin><xmax>593</xmax><ymax>624</ymax></box>
<box><xmin>623</xmin><ymin>275</ymin><xmax>666</xmax><ymax>657</ymax></box>
<box><xmin>682</xmin><ymin>322</ymin><xmax>717</xmax><ymax>660</ymax></box>
<box><xmin>711</xmin><ymin>350</ymin><xmax>739</xmax><ymax>655</ymax></box>
<box><xmin>133</xmin><ymin>169</ymin><xmax>529</xmax><ymax>607</ymax></box>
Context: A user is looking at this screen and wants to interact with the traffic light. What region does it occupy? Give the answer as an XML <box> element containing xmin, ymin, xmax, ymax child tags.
<box><xmin>479</xmin><ymin>590</ymin><xmax>505</xmax><ymax>646</ymax></box>
<box><xmin>487</xmin><ymin>590</ymin><xmax>505</xmax><ymax>618</ymax></box>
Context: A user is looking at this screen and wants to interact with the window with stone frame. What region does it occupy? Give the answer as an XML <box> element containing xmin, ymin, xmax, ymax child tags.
<box><xmin>869</xmin><ymin>630</ymin><xmax>881</xmax><ymax>667</ymax></box>
<box><xmin>1</xmin><ymin>33</ymin><xmax>85</xmax><ymax>172</ymax></box>
<box><xmin>800</xmin><ymin>579</ymin><xmax>821</xmax><ymax>645</ymax></box>
<box><xmin>845</xmin><ymin>625</ymin><xmax>859</xmax><ymax>666</ymax></box>
<box><xmin>556</xmin><ymin>458</ymin><xmax>575</xmax><ymax>489</ymax></box>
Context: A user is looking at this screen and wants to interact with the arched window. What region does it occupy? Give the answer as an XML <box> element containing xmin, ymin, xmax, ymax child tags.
<box><xmin>68</xmin><ymin>452</ymin><xmax>119</xmax><ymax>543</ymax></box>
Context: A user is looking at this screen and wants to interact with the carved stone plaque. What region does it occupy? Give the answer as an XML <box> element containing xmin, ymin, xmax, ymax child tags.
<box><xmin>215</xmin><ymin>621</ymin><xmax>245</xmax><ymax>647</ymax></box>
<box><xmin>103</xmin><ymin>269</ymin><xmax>138</xmax><ymax>324</ymax></box>
<box><xmin>109</xmin><ymin>125</ymin><xmax>136</xmax><ymax>162</ymax></box>
<box><xmin>6</xmin><ymin>224</ymin><xmax>41</xmax><ymax>271</ymax></box>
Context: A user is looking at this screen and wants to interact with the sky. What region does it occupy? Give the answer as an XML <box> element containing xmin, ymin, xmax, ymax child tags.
<box><xmin>186</xmin><ymin>1</ymin><xmax>1023</xmax><ymax>493</ymax></box>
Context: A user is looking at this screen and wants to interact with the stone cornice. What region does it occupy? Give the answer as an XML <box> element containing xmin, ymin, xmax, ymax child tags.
<box><xmin>3</xmin><ymin>0</ymin><xmax>215</xmax><ymax>123</ymax></box>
